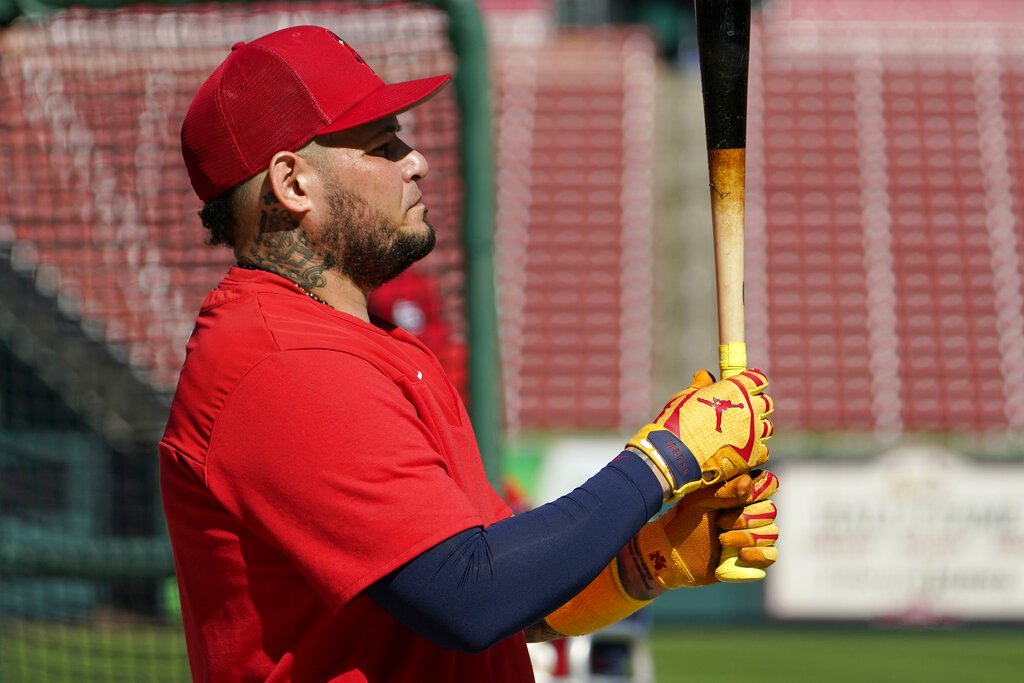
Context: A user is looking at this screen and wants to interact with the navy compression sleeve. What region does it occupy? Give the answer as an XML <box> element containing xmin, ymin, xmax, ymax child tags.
<box><xmin>365</xmin><ymin>451</ymin><xmax>663</xmax><ymax>653</ymax></box>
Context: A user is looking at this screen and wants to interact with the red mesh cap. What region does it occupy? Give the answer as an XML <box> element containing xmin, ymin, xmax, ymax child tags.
<box><xmin>181</xmin><ymin>25</ymin><xmax>451</xmax><ymax>202</ymax></box>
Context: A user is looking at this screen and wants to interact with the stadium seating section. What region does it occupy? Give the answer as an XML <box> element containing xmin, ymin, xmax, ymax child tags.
<box><xmin>492</xmin><ymin>28</ymin><xmax>656</xmax><ymax>433</ymax></box>
<box><xmin>750</xmin><ymin>0</ymin><xmax>1024</xmax><ymax>432</ymax></box>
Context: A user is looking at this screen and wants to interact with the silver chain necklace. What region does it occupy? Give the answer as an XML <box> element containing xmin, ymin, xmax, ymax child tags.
<box><xmin>235</xmin><ymin>262</ymin><xmax>333</xmax><ymax>308</ymax></box>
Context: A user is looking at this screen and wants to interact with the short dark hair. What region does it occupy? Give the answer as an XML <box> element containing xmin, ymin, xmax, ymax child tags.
<box><xmin>197</xmin><ymin>185</ymin><xmax>239</xmax><ymax>247</ymax></box>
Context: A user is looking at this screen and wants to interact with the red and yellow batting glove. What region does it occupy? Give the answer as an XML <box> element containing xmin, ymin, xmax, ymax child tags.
<box><xmin>635</xmin><ymin>469</ymin><xmax>779</xmax><ymax>589</ymax></box>
<box><xmin>628</xmin><ymin>369</ymin><xmax>774</xmax><ymax>502</ymax></box>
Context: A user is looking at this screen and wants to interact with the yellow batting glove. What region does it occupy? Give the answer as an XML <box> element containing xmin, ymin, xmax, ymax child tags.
<box><xmin>718</xmin><ymin>500</ymin><xmax>779</xmax><ymax>574</ymax></box>
<box><xmin>628</xmin><ymin>369</ymin><xmax>773</xmax><ymax>501</ymax></box>
<box><xmin>636</xmin><ymin>470</ymin><xmax>779</xmax><ymax>589</ymax></box>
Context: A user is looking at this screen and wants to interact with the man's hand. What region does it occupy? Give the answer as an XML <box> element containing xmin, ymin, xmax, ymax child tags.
<box><xmin>628</xmin><ymin>369</ymin><xmax>773</xmax><ymax>501</ymax></box>
<box><xmin>539</xmin><ymin>469</ymin><xmax>779</xmax><ymax>638</ymax></box>
<box><xmin>624</xmin><ymin>469</ymin><xmax>779</xmax><ymax>594</ymax></box>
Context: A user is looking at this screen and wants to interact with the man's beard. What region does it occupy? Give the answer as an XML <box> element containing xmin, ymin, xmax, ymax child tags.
<box><xmin>308</xmin><ymin>186</ymin><xmax>436</xmax><ymax>291</ymax></box>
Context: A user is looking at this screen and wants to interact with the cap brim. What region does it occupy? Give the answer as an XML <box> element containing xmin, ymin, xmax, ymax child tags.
<box><xmin>319</xmin><ymin>74</ymin><xmax>451</xmax><ymax>135</ymax></box>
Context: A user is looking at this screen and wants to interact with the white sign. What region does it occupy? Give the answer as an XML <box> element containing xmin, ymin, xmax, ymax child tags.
<box><xmin>765</xmin><ymin>445</ymin><xmax>1024</xmax><ymax>621</ymax></box>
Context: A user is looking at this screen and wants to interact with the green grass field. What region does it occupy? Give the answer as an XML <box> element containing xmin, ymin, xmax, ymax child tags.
<box><xmin>649</xmin><ymin>625</ymin><xmax>1024</xmax><ymax>683</ymax></box>
<box><xmin>1</xmin><ymin>619</ymin><xmax>191</xmax><ymax>682</ymax></box>
<box><xmin>3</xmin><ymin>620</ymin><xmax>1023</xmax><ymax>682</ymax></box>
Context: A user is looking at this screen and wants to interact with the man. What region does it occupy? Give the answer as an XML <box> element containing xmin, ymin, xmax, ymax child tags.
<box><xmin>161</xmin><ymin>26</ymin><xmax>778</xmax><ymax>683</ymax></box>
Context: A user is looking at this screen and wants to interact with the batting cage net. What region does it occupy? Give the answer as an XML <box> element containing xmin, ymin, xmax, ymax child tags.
<box><xmin>0</xmin><ymin>2</ymin><xmax>469</xmax><ymax>679</ymax></box>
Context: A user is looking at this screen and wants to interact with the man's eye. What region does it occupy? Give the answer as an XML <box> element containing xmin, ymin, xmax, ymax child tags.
<box><xmin>370</xmin><ymin>143</ymin><xmax>390</xmax><ymax>157</ymax></box>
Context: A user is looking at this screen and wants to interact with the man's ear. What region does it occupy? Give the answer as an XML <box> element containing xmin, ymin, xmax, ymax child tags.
<box><xmin>266</xmin><ymin>150</ymin><xmax>319</xmax><ymax>213</ymax></box>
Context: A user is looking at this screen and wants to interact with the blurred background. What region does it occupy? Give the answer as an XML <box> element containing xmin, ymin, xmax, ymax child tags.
<box><xmin>1</xmin><ymin>0</ymin><xmax>1023</xmax><ymax>681</ymax></box>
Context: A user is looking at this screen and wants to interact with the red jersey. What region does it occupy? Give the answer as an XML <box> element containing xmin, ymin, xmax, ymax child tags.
<box><xmin>160</xmin><ymin>267</ymin><xmax>533</xmax><ymax>682</ymax></box>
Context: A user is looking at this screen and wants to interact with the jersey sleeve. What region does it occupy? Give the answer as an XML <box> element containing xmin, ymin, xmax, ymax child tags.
<box><xmin>205</xmin><ymin>348</ymin><xmax>486</xmax><ymax>609</ymax></box>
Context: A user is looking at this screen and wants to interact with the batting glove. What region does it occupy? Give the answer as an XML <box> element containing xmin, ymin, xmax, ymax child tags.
<box><xmin>635</xmin><ymin>469</ymin><xmax>779</xmax><ymax>589</ymax></box>
<box><xmin>628</xmin><ymin>369</ymin><xmax>773</xmax><ymax>502</ymax></box>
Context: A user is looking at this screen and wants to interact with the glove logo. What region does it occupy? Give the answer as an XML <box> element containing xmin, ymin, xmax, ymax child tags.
<box><xmin>648</xmin><ymin>550</ymin><xmax>668</xmax><ymax>572</ymax></box>
<box><xmin>647</xmin><ymin>430</ymin><xmax>701</xmax><ymax>485</ymax></box>
<box><xmin>696</xmin><ymin>397</ymin><xmax>745</xmax><ymax>433</ymax></box>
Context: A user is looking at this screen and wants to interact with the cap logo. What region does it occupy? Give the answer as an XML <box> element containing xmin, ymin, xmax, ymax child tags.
<box><xmin>327</xmin><ymin>29</ymin><xmax>377</xmax><ymax>76</ymax></box>
<box><xmin>347</xmin><ymin>45</ymin><xmax>376</xmax><ymax>75</ymax></box>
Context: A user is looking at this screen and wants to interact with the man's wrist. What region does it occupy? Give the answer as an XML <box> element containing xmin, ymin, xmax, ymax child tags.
<box><xmin>616</xmin><ymin>534</ymin><xmax>668</xmax><ymax>601</ymax></box>
<box><xmin>625</xmin><ymin>446</ymin><xmax>672</xmax><ymax>500</ymax></box>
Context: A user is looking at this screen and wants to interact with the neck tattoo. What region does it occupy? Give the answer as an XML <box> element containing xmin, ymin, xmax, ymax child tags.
<box><xmin>235</xmin><ymin>262</ymin><xmax>333</xmax><ymax>309</ymax></box>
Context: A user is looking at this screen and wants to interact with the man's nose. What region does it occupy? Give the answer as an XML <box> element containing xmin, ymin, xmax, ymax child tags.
<box><xmin>402</xmin><ymin>148</ymin><xmax>429</xmax><ymax>181</ymax></box>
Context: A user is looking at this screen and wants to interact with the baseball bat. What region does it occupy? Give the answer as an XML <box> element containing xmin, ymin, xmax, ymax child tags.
<box><xmin>694</xmin><ymin>0</ymin><xmax>757</xmax><ymax>582</ymax></box>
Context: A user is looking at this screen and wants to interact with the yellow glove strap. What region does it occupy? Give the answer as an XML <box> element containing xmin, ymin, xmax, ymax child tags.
<box><xmin>543</xmin><ymin>560</ymin><xmax>652</xmax><ymax>637</ymax></box>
